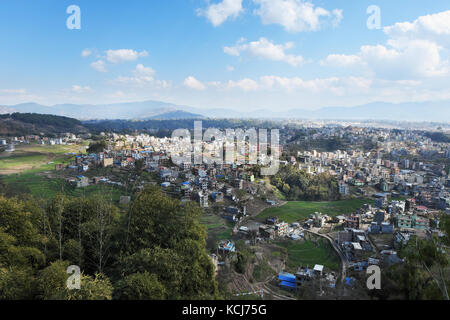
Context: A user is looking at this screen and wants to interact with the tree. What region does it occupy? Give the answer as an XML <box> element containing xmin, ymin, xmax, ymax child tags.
<box><xmin>36</xmin><ymin>260</ymin><xmax>69</xmax><ymax>300</ymax></box>
<box><xmin>120</xmin><ymin>186</ymin><xmax>219</xmax><ymax>299</ymax></box>
<box><xmin>395</xmin><ymin>234</ymin><xmax>449</xmax><ymax>300</ymax></box>
<box><xmin>46</xmin><ymin>195</ymin><xmax>66</xmax><ymax>261</ymax></box>
<box><xmin>36</xmin><ymin>261</ymin><xmax>113</xmax><ymax>300</ymax></box>
<box><xmin>66</xmin><ymin>273</ymin><xmax>113</xmax><ymax>300</ymax></box>
<box><xmin>134</xmin><ymin>158</ymin><xmax>146</xmax><ymax>174</ymax></box>
<box><xmin>0</xmin><ymin>189</ymin><xmax>219</xmax><ymax>300</ymax></box>
<box><xmin>413</xmin><ymin>237</ymin><xmax>448</xmax><ymax>300</ymax></box>
<box><xmin>87</xmin><ymin>140</ymin><xmax>107</xmax><ymax>153</ymax></box>
<box><xmin>0</xmin><ymin>196</ymin><xmax>42</xmax><ymax>246</ymax></box>
<box><xmin>114</xmin><ymin>272</ymin><xmax>165</xmax><ymax>300</ymax></box>
<box><xmin>271</xmin><ymin>166</ymin><xmax>339</xmax><ymax>201</ymax></box>
<box><xmin>0</xmin><ymin>267</ymin><xmax>36</xmax><ymax>300</ymax></box>
<box><xmin>81</xmin><ymin>198</ymin><xmax>120</xmax><ymax>274</ymax></box>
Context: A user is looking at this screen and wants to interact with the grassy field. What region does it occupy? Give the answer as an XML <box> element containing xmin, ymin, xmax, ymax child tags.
<box><xmin>200</xmin><ymin>213</ymin><xmax>234</xmax><ymax>251</ymax></box>
<box><xmin>276</xmin><ymin>239</ymin><xmax>340</xmax><ymax>272</ymax></box>
<box><xmin>0</xmin><ymin>143</ymin><xmax>84</xmax><ymax>175</ymax></box>
<box><xmin>252</xmin><ymin>259</ymin><xmax>275</xmax><ymax>282</ymax></box>
<box><xmin>1</xmin><ymin>173</ymin><xmax>125</xmax><ymax>202</ymax></box>
<box><xmin>257</xmin><ymin>198</ymin><xmax>374</xmax><ymax>223</ymax></box>
<box><xmin>0</xmin><ymin>143</ymin><xmax>126</xmax><ymax>203</ymax></box>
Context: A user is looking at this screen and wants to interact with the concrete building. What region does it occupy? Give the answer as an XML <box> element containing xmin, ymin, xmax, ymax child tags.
<box><xmin>103</xmin><ymin>158</ymin><xmax>114</xmax><ymax>167</ymax></box>
<box><xmin>274</xmin><ymin>222</ymin><xmax>289</xmax><ymax>237</ymax></box>
<box><xmin>345</xmin><ymin>216</ymin><xmax>360</xmax><ymax>229</ymax></box>
<box><xmin>198</xmin><ymin>191</ymin><xmax>209</xmax><ymax>208</ymax></box>
<box><xmin>397</xmin><ymin>214</ymin><xmax>413</xmax><ymax>229</ymax></box>
<box><xmin>374</xmin><ymin>211</ymin><xmax>387</xmax><ymax>225</ymax></box>
<box><xmin>76</xmin><ymin>176</ymin><xmax>89</xmax><ymax>188</ymax></box>
<box><xmin>339</xmin><ymin>182</ymin><xmax>350</xmax><ymax>195</ymax></box>
<box><xmin>381</xmin><ymin>222</ymin><xmax>394</xmax><ymax>234</ymax></box>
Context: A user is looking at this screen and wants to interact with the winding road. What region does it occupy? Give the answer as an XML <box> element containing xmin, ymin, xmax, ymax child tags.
<box><xmin>304</xmin><ymin>230</ymin><xmax>350</xmax><ymax>284</ymax></box>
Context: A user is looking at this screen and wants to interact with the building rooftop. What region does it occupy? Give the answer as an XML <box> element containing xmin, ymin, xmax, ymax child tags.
<box><xmin>314</xmin><ymin>265</ymin><xmax>324</xmax><ymax>273</ymax></box>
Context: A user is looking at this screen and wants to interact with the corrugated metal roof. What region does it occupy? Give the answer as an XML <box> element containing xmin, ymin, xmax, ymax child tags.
<box><xmin>314</xmin><ymin>265</ymin><xmax>324</xmax><ymax>272</ymax></box>
<box><xmin>352</xmin><ymin>242</ymin><xmax>363</xmax><ymax>250</ymax></box>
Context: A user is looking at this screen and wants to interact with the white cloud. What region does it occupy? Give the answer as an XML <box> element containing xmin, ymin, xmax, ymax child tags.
<box><xmin>327</xmin><ymin>40</ymin><xmax>447</xmax><ymax>79</ymax></box>
<box><xmin>331</xmin><ymin>9</ymin><xmax>343</xmax><ymax>28</ymax></box>
<box><xmin>184</xmin><ymin>76</ymin><xmax>206</xmax><ymax>91</ymax></box>
<box><xmin>105</xmin><ymin>49</ymin><xmax>149</xmax><ymax>63</ymax></box>
<box><xmin>322</xmin><ymin>10</ymin><xmax>450</xmax><ymax>80</ymax></box>
<box><xmin>108</xmin><ymin>90</ymin><xmax>126</xmax><ymax>99</ymax></box>
<box><xmin>253</xmin><ymin>0</ymin><xmax>343</xmax><ymax>32</ymax></box>
<box><xmin>197</xmin><ymin>0</ymin><xmax>243</xmax><ymax>27</ymax></box>
<box><xmin>0</xmin><ymin>90</ymin><xmax>43</xmax><ymax>105</ymax></box>
<box><xmin>257</xmin><ymin>75</ymin><xmax>370</xmax><ymax>95</ymax></box>
<box><xmin>90</xmin><ymin>60</ymin><xmax>107</xmax><ymax>73</ymax></box>
<box><xmin>71</xmin><ymin>85</ymin><xmax>93</xmax><ymax>93</ymax></box>
<box><xmin>384</xmin><ymin>10</ymin><xmax>450</xmax><ymax>43</ymax></box>
<box><xmin>360</xmin><ymin>40</ymin><xmax>446</xmax><ymax>78</ymax></box>
<box><xmin>226</xmin><ymin>65</ymin><xmax>235</xmax><ymax>71</ymax></box>
<box><xmin>81</xmin><ymin>49</ymin><xmax>92</xmax><ymax>57</ymax></box>
<box><xmin>322</xmin><ymin>42</ymin><xmax>446</xmax><ymax>79</ymax></box>
<box><xmin>112</xmin><ymin>76</ymin><xmax>171</xmax><ymax>88</ymax></box>
<box><xmin>320</xmin><ymin>54</ymin><xmax>362</xmax><ymax>67</ymax></box>
<box><xmin>133</xmin><ymin>64</ymin><xmax>156</xmax><ymax>77</ymax></box>
<box><xmin>226</xmin><ymin>78</ymin><xmax>259</xmax><ymax>91</ymax></box>
<box><xmin>224</xmin><ymin>37</ymin><xmax>304</xmax><ymax>66</ymax></box>
<box><xmin>0</xmin><ymin>88</ymin><xmax>26</xmax><ymax>94</ymax></box>
<box><xmin>180</xmin><ymin>75</ymin><xmax>371</xmax><ymax>94</ymax></box>
<box><xmin>110</xmin><ymin>65</ymin><xmax>171</xmax><ymax>89</ymax></box>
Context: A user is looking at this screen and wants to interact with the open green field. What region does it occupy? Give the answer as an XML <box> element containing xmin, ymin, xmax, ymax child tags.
<box><xmin>257</xmin><ymin>198</ymin><xmax>374</xmax><ymax>223</ymax></box>
<box><xmin>276</xmin><ymin>239</ymin><xmax>340</xmax><ymax>271</ymax></box>
<box><xmin>0</xmin><ymin>143</ymin><xmax>126</xmax><ymax>203</ymax></box>
<box><xmin>200</xmin><ymin>213</ymin><xmax>234</xmax><ymax>251</ymax></box>
<box><xmin>1</xmin><ymin>172</ymin><xmax>125</xmax><ymax>202</ymax></box>
<box><xmin>252</xmin><ymin>259</ymin><xmax>275</xmax><ymax>282</ymax></box>
<box><xmin>0</xmin><ymin>143</ymin><xmax>84</xmax><ymax>175</ymax></box>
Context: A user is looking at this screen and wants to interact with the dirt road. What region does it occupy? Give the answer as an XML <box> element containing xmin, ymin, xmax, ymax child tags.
<box><xmin>305</xmin><ymin>230</ymin><xmax>349</xmax><ymax>284</ymax></box>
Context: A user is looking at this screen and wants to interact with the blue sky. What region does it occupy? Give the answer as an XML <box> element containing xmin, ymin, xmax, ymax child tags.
<box><xmin>1</xmin><ymin>0</ymin><xmax>450</xmax><ymax>112</ymax></box>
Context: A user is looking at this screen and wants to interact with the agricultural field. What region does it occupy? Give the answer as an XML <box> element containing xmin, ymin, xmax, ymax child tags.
<box><xmin>275</xmin><ymin>237</ymin><xmax>340</xmax><ymax>272</ymax></box>
<box><xmin>0</xmin><ymin>172</ymin><xmax>125</xmax><ymax>202</ymax></box>
<box><xmin>0</xmin><ymin>143</ymin><xmax>85</xmax><ymax>175</ymax></box>
<box><xmin>257</xmin><ymin>198</ymin><xmax>374</xmax><ymax>223</ymax></box>
<box><xmin>0</xmin><ymin>143</ymin><xmax>126</xmax><ymax>203</ymax></box>
<box><xmin>200</xmin><ymin>212</ymin><xmax>235</xmax><ymax>251</ymax></box>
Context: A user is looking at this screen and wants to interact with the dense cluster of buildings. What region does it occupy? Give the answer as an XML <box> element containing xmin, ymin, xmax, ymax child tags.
<box><xmin>2</xmin><ymin>123</ymin><xmax>449</xmax><ymax>298</ymax></box>
<box><xmin>291</xmin><ymin>127</ymin><xmax>449</xmax><ymax>213</ymax></box>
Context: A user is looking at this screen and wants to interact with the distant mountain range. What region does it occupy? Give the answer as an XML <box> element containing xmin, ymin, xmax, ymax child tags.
<box><xmin>148</xmin><ymin>110</ymin><xmax>204</xmax><ymax>120</ymax></box>
<box><xmin>1</xmin><ymin>100</ymin><xmax>449</xmax><ymax>123</ymax></box>
<box><xmin>0</xmin><ymin>101</ymin><xmax>198</xmax><ymax>120</ymax></box>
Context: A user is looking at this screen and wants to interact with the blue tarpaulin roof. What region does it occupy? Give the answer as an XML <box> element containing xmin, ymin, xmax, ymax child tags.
<box><xmin>345</xmin><ymin>277</ymin><xmax>355</xmax><ymax>286</ymax></box>
<box><xmin>278</xmin><ymin>273</ymin><xmax>296</xmax><ymax>282</ymax></box>
<box><xmin>280</xmin><ymin>281</ymin><xmax>296</xmax><ymax>288</ymax></box>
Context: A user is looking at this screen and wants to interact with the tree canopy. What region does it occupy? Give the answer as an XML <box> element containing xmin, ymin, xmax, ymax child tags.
<box><xmin>0</xmin><ymin>187</ymin><xmax>218</xmax><ymax>300</ymax></box>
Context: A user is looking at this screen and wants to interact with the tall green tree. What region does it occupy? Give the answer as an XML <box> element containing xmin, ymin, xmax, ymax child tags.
<box><xmin>121</xmin><ymin>186</ymin><xmax>218</xmax><ymax>299</ymax></box>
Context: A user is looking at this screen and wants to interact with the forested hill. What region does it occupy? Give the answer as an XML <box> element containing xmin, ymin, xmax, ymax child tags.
<box><xmin>83</xmin><ymin>118</ymin><xmax>281</xmax><ymax>135</ymax></box>
<box><xmin>0</xmin><ymin>113</ymin><xmax>88</xmax><ymax>136</ymax></box>
<box><xmin>424</xmin><ymin>131</ymin><xmax>450</xmax><ymax>143</ymax></box>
